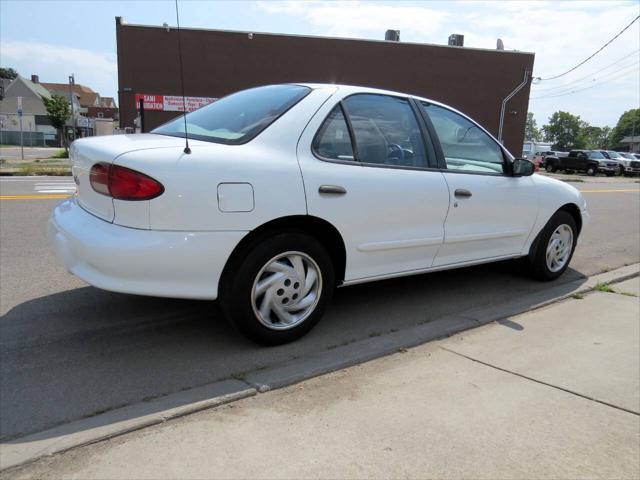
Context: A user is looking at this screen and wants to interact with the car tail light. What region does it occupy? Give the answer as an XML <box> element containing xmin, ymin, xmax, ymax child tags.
<box><xmin>90</xmin><ymin>162</ymin><xmax>164</xmax><ymax>201</ymax></box>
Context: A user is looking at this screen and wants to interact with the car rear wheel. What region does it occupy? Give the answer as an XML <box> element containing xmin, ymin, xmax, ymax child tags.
<box><xmin>526</xmin><ymin>211</ymin><xmax>577</xmax><ymax>281</ymax></box>
<box><xmin>220</xmin><ymin>232</ymin><xmax>334</xmax><ymax>345</ymax></box>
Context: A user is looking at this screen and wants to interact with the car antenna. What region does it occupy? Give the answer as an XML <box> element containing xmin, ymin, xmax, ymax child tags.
<box><xmin>175</xmin><ymin>0</ymin><xmax>191</xmax><ymax>154</ymax></box>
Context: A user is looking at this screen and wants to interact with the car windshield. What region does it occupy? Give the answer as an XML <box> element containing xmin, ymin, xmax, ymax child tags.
<box><xmin>152</xmin><ymin>84</ymin><xmax>311</xmax><ymax>145</ymax></box>
<box><xmin>606</xmin><ymin>151</ymin><xmax>623</xmax><ymax>159</ymax></box>
<box><xmin>587</xmin><ymin>151</ymin><xmax>605</xmax><ymax>160</ymax></box>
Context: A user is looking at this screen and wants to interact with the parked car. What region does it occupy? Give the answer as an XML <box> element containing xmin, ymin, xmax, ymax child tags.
<box><xmin>633</xmin><ymin>153</ymin><xmax>640</xmax><ymax>160</ymax></box>
<box><xmin>545</xmin><ymin>150</ymin><xmax>619</xmax><ymax>176</ymax></box>
<box><xmin>49</xmin><ymin>84</ymin><xmax>589</xmax><ymax>344</ymax></box>
<box><xmin>597</xmin><ymin>150</ymin><xmax>625</xmax><ymax>175</ymax></box>
<box><xmin>532</xmin><ymin>150</ymin><xmax>567</xmax><ymax>169</ymax></box>
<box><xmin>617</xmin><ymin>152</ymin><xmax>640</xmax><ymax>176</ymax></box>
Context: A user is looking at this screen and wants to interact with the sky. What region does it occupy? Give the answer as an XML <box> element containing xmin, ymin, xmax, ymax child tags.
<box><xmin>1</xmin><ymin>0</ymin><xmax>638</xmax><ymax>129</ymax></box>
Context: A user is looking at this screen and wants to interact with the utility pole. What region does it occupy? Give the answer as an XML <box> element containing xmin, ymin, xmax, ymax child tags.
<box><xmin>17</xmin><ymin>96</ymin><xmax>24</xmax><ymax>160</ymax></box>
<box><xmin>68</xmin><ymin>74</ymin><xmax>76</xmax><ymax>142</ymax></box>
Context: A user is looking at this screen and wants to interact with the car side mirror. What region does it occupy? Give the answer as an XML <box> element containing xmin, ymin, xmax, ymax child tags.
<box><xmin>512</xmin><ymin>158</ymin><xmax>535</xmax><ymax>177</ymax></box>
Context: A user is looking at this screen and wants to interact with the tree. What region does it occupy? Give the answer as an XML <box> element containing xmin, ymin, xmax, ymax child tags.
<box><xmin>0</xmin><ymin>67</ymin><xmax>18</xmax><ymax>80</ymax></box>
<box><xmin>582</xmin><ymin>125</ymin><xmax>611</xmax><ymax>150</ymax></box>
<box><xmin>41</xmin><ymin>94</ymin><xmax>71</xmax><ymax>149</ymax></box>
<box><xmin>525</xmin><ymin>112</ymin><xmax>542</xmax><ymax>141</ymax></box>
<box><xmin>608</xmin><ymin>108</ymin><xmax>640</xmax><ymax>148</ymax></box>
<box><xmin>542</xmin><ymin>111</ymin><xmax>587</xmax><ymax>150</ymax></box>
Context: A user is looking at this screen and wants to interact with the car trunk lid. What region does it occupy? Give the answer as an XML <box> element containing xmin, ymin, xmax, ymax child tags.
<box><xmin>71</xmin><ymin>134</ymin><xmax>187</xmax><ymax>222</ymax></box>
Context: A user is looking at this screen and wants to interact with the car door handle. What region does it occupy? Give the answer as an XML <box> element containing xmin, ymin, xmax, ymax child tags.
<box><xmin>319</xmin><ymin>185</ymin><xmax>347</xmax><ymax>195</ymax></box>
<box><xmin>454</xmin><ymin>189</ymin><xmax>472</xmax><ymax>198</ymax></box>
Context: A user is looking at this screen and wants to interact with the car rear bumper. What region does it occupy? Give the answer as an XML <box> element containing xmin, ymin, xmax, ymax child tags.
<box><xmin>48</xmin><ymin>198</ymin><xmax>247</xmax><ymax>300</ymax></box>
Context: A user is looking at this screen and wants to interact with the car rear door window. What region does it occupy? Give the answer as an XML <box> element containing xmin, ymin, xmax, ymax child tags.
<box><xmin>312</xmin><ymin>105</ymin><xmax>355</xmax><ymax>162</ymax></box>
<box><xmin>342</xmin><ymin>94</ymin><xmax>428</xmax><ymax>168</ymax></box>
<box><xmin>421</xmin><ymin>102</ymin><xmax>505</xmax><ymax>174</ymax></box>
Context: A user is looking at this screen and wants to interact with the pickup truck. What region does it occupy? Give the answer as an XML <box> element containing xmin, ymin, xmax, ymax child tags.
<box><xmin>533</xmin><ymin>150</ymin><xmax>567</xmax><ymax>169</ymax></box>
<box><xmin>544</xmin><ymin>150</ymin><xmax>620</xmax><ymax>176</ymax></box>
<box><xmin>616</xmin><ymin>152</ymin><xmax>640</xmax><ymax>176</ymax></box>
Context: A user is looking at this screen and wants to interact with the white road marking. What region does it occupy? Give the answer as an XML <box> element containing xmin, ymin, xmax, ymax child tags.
<box><xmin>36</xmin><ymin>189</ymin><xmax>75</xmax><ymax>194</ymax></box>
<box><xmin>35</xmin><ymin>183</ymin><xmax>76</xmax><ymax>194</ymax></box>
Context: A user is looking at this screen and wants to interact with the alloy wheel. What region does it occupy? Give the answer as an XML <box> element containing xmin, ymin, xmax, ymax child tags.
<box><xmin>545</xmin><ymin>224</ymin><xmax>573</xmax><ymax>273</ymax></box>
<box><xmin>251</xmin><ymin>251</ymin><xmax>322</xmax><ymax>330</ymax></box>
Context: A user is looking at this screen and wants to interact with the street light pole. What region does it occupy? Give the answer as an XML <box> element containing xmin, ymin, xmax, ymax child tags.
<box><xmin>68</xmin><ymin>74</ymin><xmax>76</xmax><ymax>143</ymax></box>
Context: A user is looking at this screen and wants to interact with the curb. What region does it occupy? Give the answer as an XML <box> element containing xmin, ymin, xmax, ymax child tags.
<box><xmin>0</xmin><ymin>381</ymin><xmax>256</xmax><ymax>471</ymax></box>
<box><xmin>2</xmin><ymin>263</ymin><xmax>638</xmax><ymax>472</ymax></box>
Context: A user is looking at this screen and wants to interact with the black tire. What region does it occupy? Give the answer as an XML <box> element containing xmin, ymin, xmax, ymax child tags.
<box><xmin>586</xmin><ymin>165</ymin><xmax>596</xmax><ymax>176</ymax></box>
<box><xmin>525</xmin><ymin>211</ymin><xmax>578</xmax><ymax>281</ymax></box>
<box><xmin>606</xmin><ymin>172</ymin><xmax>615</xmax><ymax>177</ymax></box>
<box><xmin>545</xmin><ymin>163</ymin><xmax>556</xmax><ymax>173</ymax></box>
<box><xmin>220</xmin><ymin>231</ymin><xmax>334</xmax><ymax>345</ymax></box>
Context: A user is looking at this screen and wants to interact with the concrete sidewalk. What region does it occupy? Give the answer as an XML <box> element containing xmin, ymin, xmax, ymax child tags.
<box><xmin>4</xmin><ymin>278</ymin><xmax>639</xmax><ymax>479</ymax></box>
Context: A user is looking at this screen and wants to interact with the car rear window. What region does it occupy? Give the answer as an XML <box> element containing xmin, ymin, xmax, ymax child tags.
<box><xmin>152</xmin><ymin>84</ymin><xmax>311</xmax><ymax>145</ymax></box>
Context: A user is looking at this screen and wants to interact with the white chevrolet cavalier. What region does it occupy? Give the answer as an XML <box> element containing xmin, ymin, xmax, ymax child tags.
<box><xmin>50</xmin><ymin>84</ymin><xmax>589</xmax><ymax>344</ymax></box>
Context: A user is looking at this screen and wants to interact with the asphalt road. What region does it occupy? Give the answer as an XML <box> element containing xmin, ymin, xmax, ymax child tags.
<box><xmin>1</xmin><ymin>175</ymin><xmax>639</xmax><ymax>440</ymax></box>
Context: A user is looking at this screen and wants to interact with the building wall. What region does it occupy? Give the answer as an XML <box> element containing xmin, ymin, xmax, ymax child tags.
<box><xmin>87</xmin><ymin>106</ymin><xmax>119</xmax><ymax>120</ymax></box>
<box><xmin>116</xmin><ymin>20</ymin><xmax>535</xmax><ymax>155</ymax></box>
<box><xmin>94</xmin><ymin>118</ymin><xmax>114</xmax><ymax>136</ymax></box>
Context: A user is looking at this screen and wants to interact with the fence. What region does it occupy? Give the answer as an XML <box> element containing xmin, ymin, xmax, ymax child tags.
<box><xmin>0</xmin><ymin>130</ymin><xmax>59</xmax><ymax>147</ymax></box>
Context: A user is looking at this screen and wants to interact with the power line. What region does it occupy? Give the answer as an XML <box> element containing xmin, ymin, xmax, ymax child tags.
<box><xmin>531</xmin><ymin>63</ymin><xmax>638</xmax><ymax>99</ymax></box>
<box><xmin>530</xmin><ymin>63</ymin><xmax>639</xmax><ymax>100</ymax></box>
<box><xmin>537</xmin><ymin>15</ymin><xmax>640</xmax><ymax>81</ymax></box>
<box><xmin>532</xmin><ymin>59</ymin><xmax>639</xmax><ymax>97</ymax></box>
<box><xmin>532</xmin><ymin>49</ymin><xmax>639</xmax><ymax>93</ymax></box>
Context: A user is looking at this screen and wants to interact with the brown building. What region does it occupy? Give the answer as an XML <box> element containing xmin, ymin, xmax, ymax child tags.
<box><xmin>87</xmin><ymin>106</ymin><xmax>119</xmax><ymax>121</ymax></box>
<box><xmin>116</xmin><ymin>18</ymin><xmax>534</xmax><ymax>154</ymax></box>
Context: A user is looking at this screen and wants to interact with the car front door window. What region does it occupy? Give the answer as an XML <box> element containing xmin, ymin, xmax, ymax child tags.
<box><xmin>421</xmin><ymin>102</ymin><xmax>505</xmax><ymax>174</ymax></box>
<box><xmin>342</xmin><ymin>94</ymin><xmax>428</xmax><ymax>169</ymax></box>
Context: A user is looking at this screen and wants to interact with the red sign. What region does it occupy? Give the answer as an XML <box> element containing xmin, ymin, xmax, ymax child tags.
<box><xmin>135</xmin><ymin>94</ymin><xmax>216</xmax><ymax>112</ymax></box>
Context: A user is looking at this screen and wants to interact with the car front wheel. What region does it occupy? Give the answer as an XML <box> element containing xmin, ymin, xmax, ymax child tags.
<box><xmin>586</xmin><ymin>166</ymin><xmax>596</xmax><ymax>176</ymax></box>
<box><xmin>220</xmin><ymin>232</ymin><xmax>334</xmax><ymax>345</ymax></box>
<box><xmin>527</xmin><ymin>211</ymin><xmax>577</xmax><ymax>281</ymax></box>
<box><xmin>545</xmin><ymin>163</ymin><xmax>556</xmax><ymax>173</ymax></box>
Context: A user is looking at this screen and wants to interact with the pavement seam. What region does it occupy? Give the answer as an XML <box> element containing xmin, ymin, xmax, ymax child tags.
<box><xmin>439</xmin><ymin>346</ymin><xmax>640</xmax><ymax>417</ymax></box>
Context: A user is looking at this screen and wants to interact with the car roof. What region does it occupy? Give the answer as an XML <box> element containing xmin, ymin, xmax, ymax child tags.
<box><xmin>301</xmin><ymin>83</ymin><xmax>454</xmax><ymax>111</ymax></box>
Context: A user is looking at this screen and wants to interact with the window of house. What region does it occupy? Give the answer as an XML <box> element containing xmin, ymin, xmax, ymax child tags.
<box><xmin>421</xmin><ymin>102</ymin><xmax>505</xmax><ymax>174</ymax></box>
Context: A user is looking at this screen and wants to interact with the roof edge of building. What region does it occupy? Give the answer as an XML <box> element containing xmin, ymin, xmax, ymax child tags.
<box><xmin>116</xmin><ymin>19</ymin><xmax>535</xmax><ymax>57</ymax></box>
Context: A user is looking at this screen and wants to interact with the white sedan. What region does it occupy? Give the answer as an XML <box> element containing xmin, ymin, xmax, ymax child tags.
<box><xmin>49</xmin><ymin>84</ymin><xmax>589</xmax><ymax>344</ymax></box>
